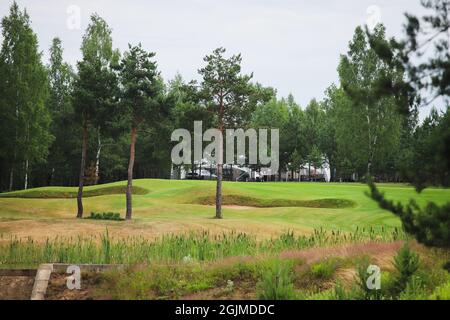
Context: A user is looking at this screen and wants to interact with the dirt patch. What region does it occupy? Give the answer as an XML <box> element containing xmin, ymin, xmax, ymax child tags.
<box><xmin>0</xmin><ymin>275</ymin><xmax>34</xmax><ymax>300</ymax></box>
<box><xmin>45</xmin><ymin>272</ymin><xmax>104</xmax><ymax>300</ymax></box>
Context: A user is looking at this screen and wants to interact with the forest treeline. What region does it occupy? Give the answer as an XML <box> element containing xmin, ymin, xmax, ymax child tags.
<box><xmin>0</xmin><ymin>1</ymin><xmax>448</xmax><ymax>194</ymax></box>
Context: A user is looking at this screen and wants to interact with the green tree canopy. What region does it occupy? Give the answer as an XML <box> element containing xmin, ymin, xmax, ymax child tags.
<box><xmin>0</xmin><ymin>1</ymin><xmax>53</xmax><ymax>191</ymax></box>
<box><xmin>338</xmin><ymin>25</ymin><xmax>403</xmax><ymax>178</ymax></box>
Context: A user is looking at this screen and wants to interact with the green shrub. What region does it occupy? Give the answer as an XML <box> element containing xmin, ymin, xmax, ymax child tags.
<box><xmin>311</xmin><ymin>259</ymin><xmax>338</xmax><ymax>280</ymax></box>
<box><xmin>301</xmin><ymin>280</ymin><xmax>361</xmax><ymax>300</ymax></box>
<box><xmin>355</xmin><ymin>258</ymin><xmax>382</xmax><ymax>300</ymax></box>
<box><xmin>212</xmin><ymin>261</ymin><xmax>258</xmax><ymax>284</ymax></box>
<box><xmin>103</xmin><ymin>264</ymin><xmax>214</xmax><ymax>299</ymax></box>
<box><xmin>379</xmin><ymin>271</ymin><xmax>396</xmax><ymax>299</ymax></box>
<box><xmin>412</xmin><ymin>267</ymin><xmax>449</xmax><ymax>294</ymax></box>
<box><xmin>88</xmin><ymin>212</ymin><xmax>124</xmax><ymax>221</ymax></box>
<box><xmin>303</xmin><ymin>288</ymin><xmax>335</xmax><ymax>300</ymax></box>
<box><xmin>429</xmin><ymin>280</ymin><xmax>450</xmax><ymax>300</ymax></box>
<box><xmin>333</xmin><ymin>281</ymin><xmax>364</xmax><ymax>300</ymax></box>
<box><xmin>398</xmin><ymin>276</ymin><xmax>428</xmax><ymax>300</ymax></box>
<box><xmin>392</xmin><ymin>244</ymin><xmax>420</xmax><ymax>296</ymax></box>
<box><xmin>332</xmin><ymin>281</ymin><xmax>348</xmax><ymax>300</ymax></box>
<box><xmin>257</xmin><ymin>259</ymin><xmax>296</xmax><ymax>300</ymax></box>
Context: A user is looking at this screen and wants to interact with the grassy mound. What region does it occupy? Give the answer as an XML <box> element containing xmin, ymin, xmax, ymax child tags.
<box><xmin>0</xmin><ymin>185</ymin><xmax>149</xmax><ymax>199</ymax></box>
<box><xmin>193</xmin><ymin>194</ymin><xmax>356</xmax><ymax>209</ymax></box>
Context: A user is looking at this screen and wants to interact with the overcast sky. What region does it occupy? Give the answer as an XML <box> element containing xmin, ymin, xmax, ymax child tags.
<box><xmin>0</xmin><ymin>0</ymin><xmax>435</xmax><ymax>114</ymax></box>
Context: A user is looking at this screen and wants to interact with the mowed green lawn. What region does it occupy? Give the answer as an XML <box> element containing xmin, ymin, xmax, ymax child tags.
<box><xmin>0</xmin><ymin>179</ymin><xmax>448</xmax><ymax>241</ymax></box>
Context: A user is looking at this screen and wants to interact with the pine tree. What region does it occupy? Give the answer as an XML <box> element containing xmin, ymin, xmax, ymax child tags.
<box><xmin>117</xmin><ymin>44</ymin><xmax>162</xmax><ymax>220</ymax></box>
<box><xmin>198</xmin><ymin>48</ymin><xmax>255</xmax><ymax>218</ymax></box>
<box><xmin>366</xmin><ymin>0</ymin><xmax>450</xmax><ymax>255</ymax></box>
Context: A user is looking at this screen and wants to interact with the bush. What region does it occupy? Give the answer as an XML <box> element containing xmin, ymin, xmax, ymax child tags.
<box><xmin>429</xmin><ymin>280</ymin><xmax>450</xmax><ymax>300</ymax></box>
<box><xmin>303</xmin><ymin>288</ymin><xmax>335</xmax><ymax>300</ymax></box>
<box><xmin>355</xmin><ymin>258</ymin><xmax>382</xmax><ymax>300</ymax></box>
<box><xmin>311</xmin><ymin>259</ymin><xmax>338</xmax><ymax>280</ymax></box>
<box><xmin>302</xmin><ymin>280</ymin><xmax>361</xmax><ymax>300</ymax></box>
<box><xmin>392</xmin><ymin>244</ymin><xmax>420</xmax><ymax>296</ymax></box>
<box><xmin>88</xmin><ymin>212</ymin><xmax>124</xmax><ymax>221</ymax></box>
<box><xmin>398</xmin><ymin>276</ymin><xmax>428</xmax><ymax>300</ymax></box>
<box><xmin>257</xmin><ymin>259</ymin><xmax>296</xmax><ymax>300</ymax></box>
<box><xmin>379</xmin><ymin>271</ymin><xmax>396</xmax><ymax>298</ymax></box>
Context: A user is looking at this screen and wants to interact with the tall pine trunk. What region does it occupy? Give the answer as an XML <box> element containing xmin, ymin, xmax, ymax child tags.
<box><xmin>215</xmin><ymin>97</ymin><xmax>224</xmax><ymax>219</ymax></box>
<box><xmin>126</xmin><ymin>126</ymin><xmax>137</xmax><ymax>220</ymax></box>
<box><xmin>77</xmin><ymin>125</ymin><xmax>88</xmax><ymax>218</ymax></box>
<box><xmin>215</xmin><ymin>163</ymin><xmax>223</xmax><ymax>218</ymax></box>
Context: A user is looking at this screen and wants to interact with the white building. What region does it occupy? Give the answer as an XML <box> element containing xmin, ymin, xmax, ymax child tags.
<box><xmin>171</xmin><ymin>158</ymin><xmax>330</xmax><ymax>182</ymax></box>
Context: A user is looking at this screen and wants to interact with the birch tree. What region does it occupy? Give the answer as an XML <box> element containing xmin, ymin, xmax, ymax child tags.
<box><xmin>337</xmin><ymin>25</ymin><xmax>402</xmax><ymax>178</ymax></box>
<box><xmin>73</xmin><ymin>14</ymin><xmax>118</xmax><ymax>218</ymax></box>
<box><xmin>0</xmin><ymin>2</ymin><xmax>52</xmax><ymax>191</ymax></box>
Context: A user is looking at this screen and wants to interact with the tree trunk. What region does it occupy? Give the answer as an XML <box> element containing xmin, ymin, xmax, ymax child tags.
<box><xmin>9</xmin><ymin>167</ymin><xmax>14</xmax><ymax>192</ymax></box>
<box><xmin>126</xmin><ymin>126</ymin><xmax>137</xmax><ymax>220</ymax></box>
<box><xmin>329</xmin><ymin>163</ymin><xmax>335</xmax><ymax>182</ymax></box>
<box><xmin>49</xmin><ymin>167</ymin><xmax>55</xmax><ymax>186</ymax></box>
<box><xmin>366</xmin><ymin>104</ymin><xmax>372</xmax><ymax>178</ymax></box>
<box><xmin>215</xmin><ymin>96</ymin><xmax>224</xmax><ymax>219</ymax></box>
<box><xmin>94</xmin><ymin>127</ymin><xmax>102</xmax><ymax>185</ymax></box>
<box><xmin>24</xmin><ymin>123</ymin><xmax>30</xmax><ymax>190</ymax></box>
<box><xmin>24</xmin><ymin>159</ymin><xmax>29</xmax><ymax>190</ymax></box>
<box><xmin>215</xmin><ymin>163</ymin><xmax>223</xmax><ymax>218</ymax></box>
<box><xmin>10</xmin><ymin>101</ymin><xmax>19</xmax><ymax>192</ymax></box>
<box><xmin>77</xmin><ymin>125</ymin><xmax>88</xmax><ymax>219</ymax></box>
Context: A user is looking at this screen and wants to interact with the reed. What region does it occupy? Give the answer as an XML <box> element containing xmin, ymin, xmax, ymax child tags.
<box><xmin>0</xmin><ymin>227</ymin><xmax>407</xmax><ymax>267</ymax></box>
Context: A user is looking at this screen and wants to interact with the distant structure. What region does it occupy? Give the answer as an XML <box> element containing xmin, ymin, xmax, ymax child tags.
<box><xmin>171</xmin><ymin>159</ymin><xmax>330</xmax><ymax>182</ymax></box>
